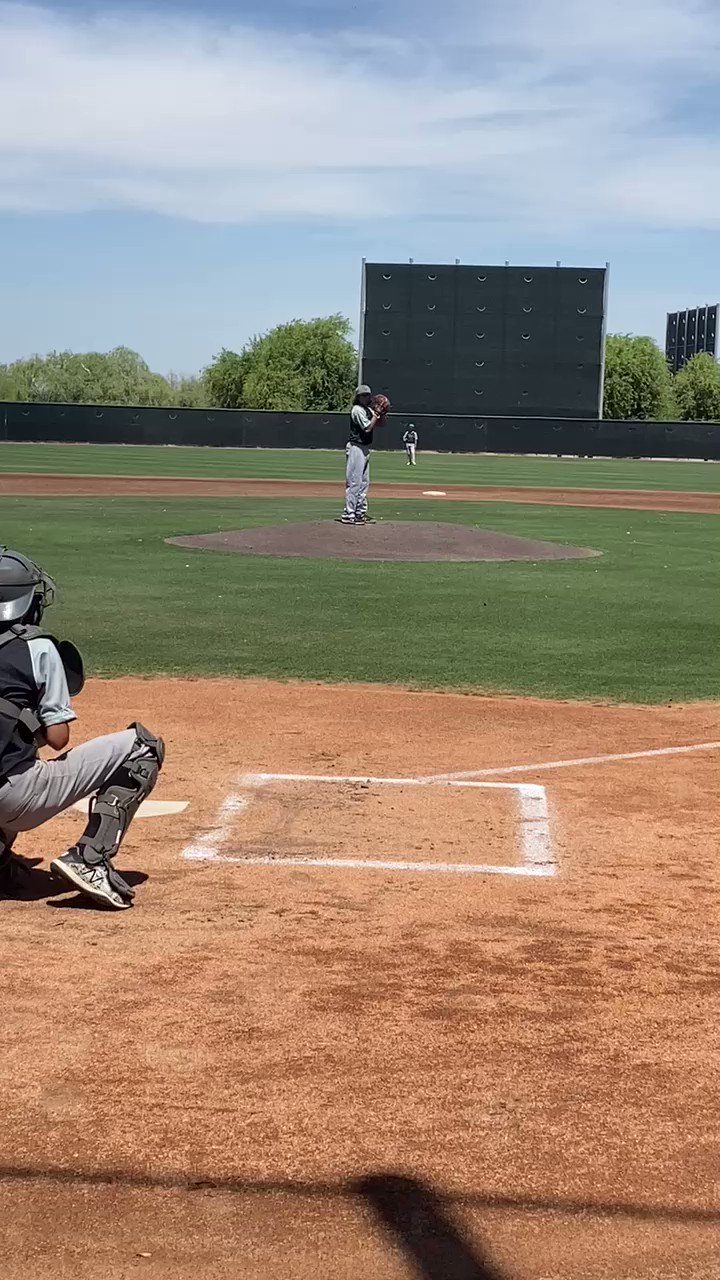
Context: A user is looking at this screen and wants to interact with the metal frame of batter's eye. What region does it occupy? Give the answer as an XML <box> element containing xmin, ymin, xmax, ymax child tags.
<box><xmin>598</xmin><ymin>261</ymin><xmax>611</xmax><ymax>417</ymax></box>
<box><xmin>358</xmin><ymin>258</ymin><xmax>367</xmax><ymax>388</ymax></box>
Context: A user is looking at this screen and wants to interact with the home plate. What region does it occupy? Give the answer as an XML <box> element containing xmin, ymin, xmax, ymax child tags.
<box><xmin>423</xmin><ymin>490</ymin><xmax>447</xmax><ymax>497</ymax></box>
<box><xmin>71</xmin><ymin>799</ymin><xmax>189</xmax><ymax>819</ymax></box>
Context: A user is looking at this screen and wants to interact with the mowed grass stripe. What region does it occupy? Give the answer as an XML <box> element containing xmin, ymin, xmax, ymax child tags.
<box><xmin>2</xmin><ymin>495</ymin><xmax>718</xmax><ymax>703</ymax></box>
<box><xmin>0</xmin><ymin>442</ymin><xmax>718</xmax><ymax>492</ymax></box>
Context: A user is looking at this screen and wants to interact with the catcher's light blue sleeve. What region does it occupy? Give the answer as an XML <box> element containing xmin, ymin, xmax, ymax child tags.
<box><xmin>28</xmin><ymin>637</ymin><xmax>77</xmax><ymax>727</ymax></box>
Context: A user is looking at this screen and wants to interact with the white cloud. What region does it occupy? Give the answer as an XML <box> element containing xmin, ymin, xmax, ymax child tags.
<box><xmin>489</xmin><ymin>0</ymin><xmax>716</xmax><ymax>60</ymax></box>
<box><xmin>1</xmin><ymin>0</ymin><xmax>719</xmax><ymax>228</ymax></box>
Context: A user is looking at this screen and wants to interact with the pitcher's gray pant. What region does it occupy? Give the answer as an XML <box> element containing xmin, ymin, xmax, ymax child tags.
<box><xmin>0</xmin><ymin>730</ymin><xmax>136</xmax><ymax>838</ymax></box>
<box><xmin>344</xmin><ymin>443</ymin><xmax>370</xmax><ymax>518</ymax></box>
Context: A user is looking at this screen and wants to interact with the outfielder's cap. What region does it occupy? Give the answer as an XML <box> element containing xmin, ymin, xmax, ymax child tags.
<box><xmin>356</xmin><ymin>384</ymin><xmax>372</xmax><ymax>396</ymax></box>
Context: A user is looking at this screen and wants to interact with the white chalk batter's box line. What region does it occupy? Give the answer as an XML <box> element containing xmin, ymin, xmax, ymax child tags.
<box><xmin>182</xmin><ymin>773</ymin><xmax>557</xmax><ymax>878</ymax></box>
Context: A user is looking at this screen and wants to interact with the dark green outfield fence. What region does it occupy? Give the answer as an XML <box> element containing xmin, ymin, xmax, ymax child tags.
<box><xmin>1</xmin><ymin>402</ymin><xmax>719</xmax><ymax>460</ymax></box>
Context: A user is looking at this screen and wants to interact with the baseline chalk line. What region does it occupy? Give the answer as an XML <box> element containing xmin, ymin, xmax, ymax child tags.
<box><xmin>422</xmin><ymin>741</ymin><xmax>720</xmax><ymax>783</ymax></box>
<box><xmin>213</xmin><ymin>855</ymin><xmax>554</xmax><ymax>878</ymax></box>
<box><xmin>239</xmin><ymin>772</ymin><xmax>537</xmax><ymax>791</ymax></box>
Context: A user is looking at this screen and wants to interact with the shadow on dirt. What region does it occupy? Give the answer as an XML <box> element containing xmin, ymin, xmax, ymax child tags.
<box><xmin>1</xmin><ymin>1163</ymin><xmax>718</xmax><ymax>1278</ymax></box>
<box><xmin>355</xmin><ymin>1173</ymin><xmax>506</xmax><ymax>1279</ymax></box>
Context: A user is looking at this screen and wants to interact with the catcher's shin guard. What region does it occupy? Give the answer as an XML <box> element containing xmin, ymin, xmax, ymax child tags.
<box><xmin>74</xmin><ymin>723</ymin><xmax>165</xmax><ymax>902</ymax></box>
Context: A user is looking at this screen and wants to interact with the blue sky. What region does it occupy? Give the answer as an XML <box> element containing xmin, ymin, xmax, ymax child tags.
<box><xmin>2</xmin><ymin>0</ymin><xmax>720</xmax><ymax>374</ymax></box>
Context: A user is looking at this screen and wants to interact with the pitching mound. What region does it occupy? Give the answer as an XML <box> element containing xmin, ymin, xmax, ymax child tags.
<box><xmin>168</xmin><ymin>521</ymin><xmax>599</xmax><ymax>563</ymax></box>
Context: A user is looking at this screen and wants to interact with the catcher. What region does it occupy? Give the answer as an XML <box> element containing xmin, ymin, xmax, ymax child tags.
<box><xmin>340</xmin><ymin>386</ymin><xmax>390</xmax><ymax>525</ymax></box>
<box><xmin>0</xmin><ymin>548</ymin><xmax>165</xmax><ymax>910</ymax></box>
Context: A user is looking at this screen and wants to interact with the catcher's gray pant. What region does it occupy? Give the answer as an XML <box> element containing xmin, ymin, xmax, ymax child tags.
<box><xmin>344</xmin><ymin>443</ymin><xmax>370</xmax><ymax>517</ymax></box>
<box><xmin>0</xmin><ymin>729</ymin><xmax>136</xmax><ymax>837</ymax></box>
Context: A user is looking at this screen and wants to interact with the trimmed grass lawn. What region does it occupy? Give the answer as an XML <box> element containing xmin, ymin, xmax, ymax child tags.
<box><xmin>0</xmin><ymin>442</ymin><xmax>718</xmax><ymax>491</ymax></box>
<box><xmin>4</xmin><ymin>496</ymin><xmax>718</xmax><ymax>703</ymax></box>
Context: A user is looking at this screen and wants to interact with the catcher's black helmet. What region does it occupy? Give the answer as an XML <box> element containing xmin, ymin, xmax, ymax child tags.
<box><xmin>0</xmin><ymin>548</ymin><xmax>55</xmax><ymax>626</ymax></box>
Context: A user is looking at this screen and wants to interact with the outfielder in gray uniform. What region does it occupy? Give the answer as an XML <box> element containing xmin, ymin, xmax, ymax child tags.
<box><xmin>403</xmin><ymin>426</ymin><xmax>418</xmax><ymax>465</ymax></box>
<box><xmin>0</xmin><ymin>549</ymin><xmax>165</xmax><ymax>911</ymax></box>
<box><xmin>340</xmin><ymin>385</ymin><xmax>382</xmax><ymax>524</ymax></box>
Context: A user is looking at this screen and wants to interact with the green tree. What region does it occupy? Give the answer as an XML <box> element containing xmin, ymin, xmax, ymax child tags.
<box><xmin>242</xmin><ymin>315</ymin><xmax>357</xmax><ymax>411</ymax></box>
<box><xmin>203</xmin><ymin>318</ymin><xmax>357</xmax><ymax>412</ymax></box>
<box><xmin>673</xmin><ymin>352</ymin><xmax>720</xmax><ymax>422</ymax></box>
<box><xmin>72</xmin><ymin>347</ymin><xmax>176</xmax><ymax>406</ymax></box>
<box><xmin>0</xmin><ymin>347</ymin><xmax>177</xmax><ymax>406</ymax></box>
<box><xmin>603</xmin><ymin>334</ymin><xmax>677</xmax><ymax>420</ymax></box>
<box><xmin>167</xmin><ymin>372</ymin><xmax>209</xmax><ymax>408</ymax></box>
<box><xmin>0</xmin><ymin>363</ymin><xmax>29</xmax><ymax>401</ymax></box>
<box><xmin>202</xmin><ymin>347</ymin><xmax>252</xmax><ymax>409</ymax></box>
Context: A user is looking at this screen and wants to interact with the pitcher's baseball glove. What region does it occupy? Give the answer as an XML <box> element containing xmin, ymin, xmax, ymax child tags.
<box><xmin>371</xmin><ymin>394</ymin><xmax>391</xmax><ymax>418</ymax></box>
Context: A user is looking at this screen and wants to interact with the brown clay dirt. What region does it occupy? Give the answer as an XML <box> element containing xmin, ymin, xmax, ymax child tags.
<box><xmin>2</xmin><ymin>677</ymin><xmax>719</xmax><ymax>1279</ymax></box>
<box><xmin>168</xmin><ymin>521</ymin><xmax>600</xmax><ymax>563</ymax></box>
<box><xmin>1</xmin><ymin>472</ymin><xmax>719</xmax><ymax>513</ymax></box>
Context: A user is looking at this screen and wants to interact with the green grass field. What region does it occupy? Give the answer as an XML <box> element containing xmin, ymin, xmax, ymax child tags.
<box><xmin>4</xmin><ymin>490</ymin><xmax>718</xmax><ymax>703</ymax></box>
<box><xmin>1</xmin><ymin>441</ymin><xmax>719</xmax><ymax>491</ymax></box>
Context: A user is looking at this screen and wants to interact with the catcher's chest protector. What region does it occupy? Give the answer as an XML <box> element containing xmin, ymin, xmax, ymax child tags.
<box><xmin>0</xmin><ymin>631</ymin><xmax>44</xmax><ymax>772</ymax></box>
<box><xmin>0</xmin><ymin>626</ymin><xmax>85</xmax><ymax>775</ymax></box>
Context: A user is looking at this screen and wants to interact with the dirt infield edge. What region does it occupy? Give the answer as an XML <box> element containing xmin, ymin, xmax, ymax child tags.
<box><xmin>0</xmin><ymin>473</ymin><xmax>718</xmax><ymax>513</ymax></box>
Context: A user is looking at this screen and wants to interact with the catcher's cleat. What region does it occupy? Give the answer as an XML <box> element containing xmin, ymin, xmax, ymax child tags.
<box><xmin>50</xmin><ymin>849</ymin><xmax>132</xmax><ymax>910</ymax></box>
<box><xmin>336</xmin><ymin>515</ymin><xmax>355</xmax><ymax>524</ymax></box>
